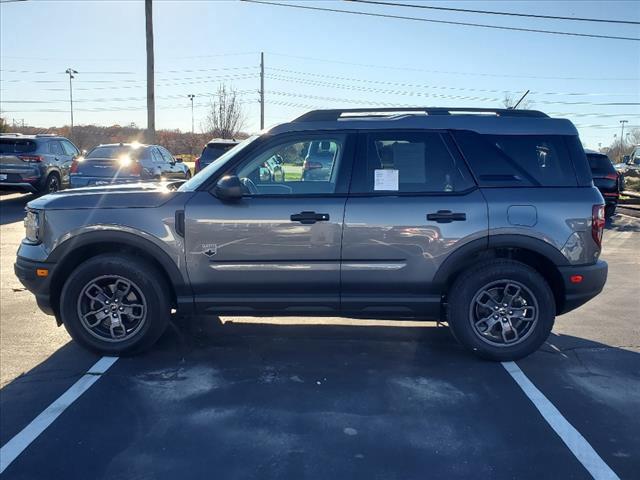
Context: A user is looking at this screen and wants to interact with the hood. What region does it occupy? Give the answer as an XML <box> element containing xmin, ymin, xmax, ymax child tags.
<box><xmin>28</xmin><ymin>181</ymin><xmax>183</xmax><ymax>210</ymax></box>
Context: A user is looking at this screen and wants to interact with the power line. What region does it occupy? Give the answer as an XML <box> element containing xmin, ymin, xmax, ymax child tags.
<box><xmin>267</xmin><ymin>52</ymin><xmax>640</xmax><ymax>82</ymax></box>
<box><xmin>346</xmin><ymin>0</ymin><xmax>640</xmax><ymax>26</ymax></box>
<box><xmin>241</xmin><ymin>1</ymin><xmax>640</xmax><ymax>42</ymax></box>
<box><xmin>266</xmin><ymin>67</ymin><xmax>640</xmax><ymax>99</ymax></box>
<box><xmin>264</xmin><ymin>73</ymin><xmax>640</xmax><ymax>108</ymax></box>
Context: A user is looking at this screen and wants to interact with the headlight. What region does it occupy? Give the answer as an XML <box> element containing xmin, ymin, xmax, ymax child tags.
<box><xmin>24</xmin><ymin>210</ymin><xmax>42</xmax><ymax>244</ymax></box>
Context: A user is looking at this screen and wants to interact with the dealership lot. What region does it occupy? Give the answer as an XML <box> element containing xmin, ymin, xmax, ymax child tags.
<box><xmin>1</xmin><ymin>193</ymin><xmax>639</xmax><ymax>479</ymax></box>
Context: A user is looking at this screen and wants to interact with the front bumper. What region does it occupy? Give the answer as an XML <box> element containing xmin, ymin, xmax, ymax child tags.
<box><xmin>14</xmin><ymin>256</ymin><xmax>56</xmax><ymax>316</ymax></box>
<box><xmin>558</xmin><ymin>260</ymin><xmax>608</xmax><ymax>314</ymax></box>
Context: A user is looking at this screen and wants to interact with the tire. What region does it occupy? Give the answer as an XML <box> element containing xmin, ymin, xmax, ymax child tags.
<box><xmin>40</xmin><ymin>173</ymin><xmax>60</xmax><ymax>194</ymax></box>
<box><xmin>447</xmin><ymin>259</ymin><xmax>555</xmax><ymax>361</ymax></box>
<box><xmin>60</xmin><ymin>254</ymin><xmax>170</xmax><ymax>355</ymax></box>
<box><xmin>605</xmin><ymin>204</ymin><xmax>616</xmax><ymax>218</ymax></box>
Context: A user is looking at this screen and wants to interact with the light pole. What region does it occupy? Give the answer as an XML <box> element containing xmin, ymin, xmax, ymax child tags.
<box><xmin>187</xmin><ymin>94</ymin><xmax>195</xmax><ymax>134</ymax></box>
<box><xmin>65</xmin><ymin>68</ymin><xmax>77</xmax><ymax>138</ymax></box>
<box><xmin>620</xmin><ymin>120</ymin><xmax>628</xmax><ymax>162</ymax></box>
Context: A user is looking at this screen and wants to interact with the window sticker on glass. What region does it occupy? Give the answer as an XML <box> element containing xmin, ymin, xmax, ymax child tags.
<box><xmin>374</xmin><ymin>169</ymin><xmax>399</xmax><ymax>191</ymax></box>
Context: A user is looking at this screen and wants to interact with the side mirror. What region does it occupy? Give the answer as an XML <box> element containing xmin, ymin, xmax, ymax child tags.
<box><xmin>175</xmin><ymin>157</ymin><xmax>183</xmax><ymax>163</ymax></box>
<box><xmin>81</xmin><ymin>149</ymin><xmax>87</xmax><ymax>155</ymax></box>
<box><xmin>214</xmin><ymin>175</ymin><xmax>243</xmax><ymax>200</ymax></box>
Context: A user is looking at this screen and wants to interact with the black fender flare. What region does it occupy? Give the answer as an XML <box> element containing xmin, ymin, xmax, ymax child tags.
<box><xmin>433</xmin><ymin>234</ymin><xmax>567</xmax><ymax>290</ymax></box>
<box><xmin>48</xmin><ymin>230</ymin><xmax>192</xmax><ymax>309</ymax></box>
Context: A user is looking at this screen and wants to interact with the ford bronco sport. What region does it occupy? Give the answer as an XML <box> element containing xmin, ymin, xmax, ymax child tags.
<box><xmin>15</xmin><ymin>108</ymin><xmax>608</xmax><ymax>361</ymax></box>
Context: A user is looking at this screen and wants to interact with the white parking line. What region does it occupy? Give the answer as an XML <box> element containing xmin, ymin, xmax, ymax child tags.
<box><xmin>0</xmin><ymin>356</ymin><xmax>118</xmax><ymax>474</ymax></box>
<box><xmin>502</xmin><ymin>361</ymin><xmax>620</xmax><ymax>480</ymax></box>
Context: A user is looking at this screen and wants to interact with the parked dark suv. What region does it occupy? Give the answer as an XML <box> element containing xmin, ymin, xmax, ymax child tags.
<box><xmin>585</xmin><ymin>149</ymin><xmax>620</xmax><ymax>218</ymax></box>
<box><xmin>15</xmin><ymin>108</ymin><xmax>607</xmax><ymax>361</ymax></box>
<box><xmin>70</xmin><ymin>143</ymin><xmax>190</xmax><ymax>188</ymax></box>
<box><xmin>194</xmin><ymin>138</ymin><xmax>239</xmax><ymax>173</ymax></box>
<box><xmin>0</xmin><ymin>134</ymin><xmax>81</xmax><ymax>194</ymax></box>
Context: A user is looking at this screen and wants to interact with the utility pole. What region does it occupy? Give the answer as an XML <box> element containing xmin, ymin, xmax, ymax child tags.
<box><xmin>620</xmin><ymin>120</ymin><xmax>628</xmax><ymax>148</ymax></box>
<box><xmin>65</xmin><ymin>68</ymin><xmax>77</xmax><ymax>139</ymax></box>
<box><xmin>145</xmin><ymin>0</ymin><xmax>155</xmax><ymax>143</ymax></box>
<box><xmin>188</xmin><ymin>94</ymin><xmax>195</xmax><ymax>134</ymax></box>
<box><xmin>260</xmin><ymin>51</ymin><xmax>264</xmax><ymax>130</ymax></box>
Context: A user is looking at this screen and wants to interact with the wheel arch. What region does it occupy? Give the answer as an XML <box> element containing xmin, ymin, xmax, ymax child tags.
<box><xmin>48</xmin><ymin>230</ymin><xmax>192</xmax><ymax>322</ymax></box>
<box><xmin>435</xmin><ymin>235</ymin><xmax>568</xmax><ymax>314</ymax></box>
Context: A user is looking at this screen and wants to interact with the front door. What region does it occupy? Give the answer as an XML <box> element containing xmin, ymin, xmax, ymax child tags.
<box><xmin>341</xmin><ymin>130</ymin><xmax>488</xmax><ymax>318</ymax></box>
<box><xmin>184</xmin><ymin>132</ymin><xmax>355</xmax><ymax>315</ymax></box>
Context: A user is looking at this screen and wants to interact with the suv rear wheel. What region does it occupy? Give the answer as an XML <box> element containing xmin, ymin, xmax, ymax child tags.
<box><xmin>60</xmin><ymin>254</ymin><xmax>170</xmax><ymax>355</ymax></box>
<box><xmin>447</xmin><ymin>260</ymin><xmax>555</xmax><ymax>361</ymax></box>
<box><xmin>42</xmin><ymin>173</ymin><xmax>60</xmax><ymax>194</ymax></box>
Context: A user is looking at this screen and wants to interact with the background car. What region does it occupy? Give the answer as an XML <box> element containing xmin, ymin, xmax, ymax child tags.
<box><xmin>301</xmin><ymin>140</ymin><xmax>339</xmax><ymax>181</ymax></box>
<box><xmin>70</xmin><ymin>143</ymin><xmax>190</xmax><ymax>188</ymax></box>
<box><xmin>0</xmin><ymin>133</ymin><xmax>80</xmax><ymax>194</ymax></box>
<box><xmin>585</xmin><ymin>149</ymin><xmax>620</xmax><ymax>218</ymax></box>
<box><xmin>618</xmin><ymin>146</ymin><xmax>640</xmax><ymax>178</ymax></box>
<box><xmin>194</xmin><ymin>138</ymin><xmax>239</xmax><ymax>173</ymax></box>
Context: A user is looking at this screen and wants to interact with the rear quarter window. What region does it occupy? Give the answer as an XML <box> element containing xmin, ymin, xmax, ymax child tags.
<box><xmin>453</xmin><ymin>131</ymin><xmax>579</xmax><ymax>187</ymax></box>
<box><xmin>0</xmin><ymin>139</ymin><xmax>37</xmax><ymax>154</ymax></box>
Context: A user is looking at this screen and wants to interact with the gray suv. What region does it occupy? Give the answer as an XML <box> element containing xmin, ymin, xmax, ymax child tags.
<box><xmin>15</xmin><ymin>108</ymin><xmax>608</xmax><ymax>361</ymax></box>
<box><xmin>0</xmin><ymin>134</ymin><xmax>81</xmax><ymax>194</ymax></box>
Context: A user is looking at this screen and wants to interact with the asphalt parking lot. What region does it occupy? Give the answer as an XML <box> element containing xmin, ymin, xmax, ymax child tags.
<box><xmin>1</xmin><ymin>192</ymin><xmax>639</xmax><ymax>479</ymax></box>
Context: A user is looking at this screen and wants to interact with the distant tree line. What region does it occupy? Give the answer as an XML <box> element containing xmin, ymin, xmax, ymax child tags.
<box><xmin>0</xmin><ymin>121</ymin><xmax>249</xmax><ymax>156</ymax></box>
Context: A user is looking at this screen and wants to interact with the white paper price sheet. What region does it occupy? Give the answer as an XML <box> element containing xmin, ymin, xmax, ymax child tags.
<box><xmin>374</xmin><ymin>169</ymin><xmax>399</xmax><ymax>191</ymax></box>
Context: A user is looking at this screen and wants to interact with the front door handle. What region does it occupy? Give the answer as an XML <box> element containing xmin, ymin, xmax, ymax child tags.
<box><xmin>290</xmin><ymin>211</ymin><xmax>330</xmax><ymax>224</ymax></box>
<box><xmin>427</xmin><ymin>210</ymin><xmax>467</xmax><ymax>223</ymax></box>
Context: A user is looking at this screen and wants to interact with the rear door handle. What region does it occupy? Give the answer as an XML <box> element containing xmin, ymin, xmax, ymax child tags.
<box><xmin>426</xmin><ymin>210</ymin><xmax>467</xmax><ymax>223</ymax></box>
<box><xmin>290</xmin><ymin>211</ymin><xmax>330</xmax><ymax>224</ymax></box>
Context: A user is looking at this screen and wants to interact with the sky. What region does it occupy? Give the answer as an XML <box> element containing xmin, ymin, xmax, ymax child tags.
<box><xmin>1</xmin><ymin>0</ymin><xmax>639</xmax><ymax>149</ymax></box>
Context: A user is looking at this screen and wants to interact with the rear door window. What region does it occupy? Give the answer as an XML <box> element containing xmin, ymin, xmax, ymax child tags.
<box><xmin>351</xmin><ymin>131</ymin><xmax>475</xmax><ymax>194</ymax></box>
<box><xmin>49</xmin><ymin>141</ymin><xmax>64</xmax><ymax>155</ymax></box>
<box><xmin>453</xmin><ymin>131</ymin><xmax>578</xmax><ymax>187</ymax></box>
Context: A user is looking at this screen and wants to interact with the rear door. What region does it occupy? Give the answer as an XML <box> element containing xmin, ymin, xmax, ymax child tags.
<box><xmin>48</xmin><ymin>140</ymin><xmax>68</xmax><ymax>181</ymax></box>
<box><xmin>184</xmin><ymin>132</ymin><xmax>355</xmax><ymax>315</ymax></box>
<box><xmin>158</xmin><ymin>147</ymin><xmax>180</xmax><ymax>178</ymax></box>
<box><xmin>341</xmin><ymin>130</ymin><xmax>487</xmax><ymax>317</ymax></box>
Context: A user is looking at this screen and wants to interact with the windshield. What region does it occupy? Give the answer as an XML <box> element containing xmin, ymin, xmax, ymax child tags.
<box><xmin>179</xmin><ymin>135</ymin><xmax>260</xmax><ymax>191</ymax></box>
<box><xmin>587</xmin><ymin>153</ymin><xmax>615</xmax><ymax>175</ymax></box>
<box><xmin>86</xmin><ymin>145</ymin><xmax>144</xmax><ymax>160</ymax></box>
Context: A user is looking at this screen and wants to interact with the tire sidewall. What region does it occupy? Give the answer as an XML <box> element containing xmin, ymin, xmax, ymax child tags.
<box><xmin>448</xmin><ymin>261</ymin><xmax>555</xmax><ymax>361</ymax></box>
<box><xmin>60</xmin><ymin>254</ymin><xmax>169</xmax><ymax>355</ymax></box>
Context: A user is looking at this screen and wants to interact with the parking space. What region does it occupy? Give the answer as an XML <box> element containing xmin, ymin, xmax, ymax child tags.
<box><xmin>1</xmin><ymin>193</ymin><xmax>639</xmax><ymax>479</ymax></box>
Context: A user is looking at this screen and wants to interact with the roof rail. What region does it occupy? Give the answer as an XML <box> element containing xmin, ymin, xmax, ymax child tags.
<box><xmin>0</xmin><ymin>133</ymin><xmax>23</xmax><ymax>137</ymax></box>
<box><xmin>35</xmin><ymin>133</ymin><xmax>57</xmax><ymax>137</ymax></box>
<box><xmin>293</xmin><ymin>107</ymin><xmax>548</xmax><ymax>122</ymax></box>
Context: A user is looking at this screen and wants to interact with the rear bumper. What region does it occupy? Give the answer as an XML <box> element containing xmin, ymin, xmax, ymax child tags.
<box><xmin>14</xmin><ymin>256</ymin><xmax>56</xmax><ymax>315</ymax></box>
<box><xmin>558</xmin><ymin>260</ymin><xmax>608</xmax><ymax>314</ymax></box>
<box><xmin>70</xmin><ymin>176</ymin><xmax>142</xmax><ymax>188</ymax></box>
<box><xmin>0</xmin><ymin>182</ymin><xmax>37</xmax><ymax>193</ymax></box>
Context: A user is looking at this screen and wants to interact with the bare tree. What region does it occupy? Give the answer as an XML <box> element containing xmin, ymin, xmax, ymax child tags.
<box><xmin>204</xmin><ymin>84</ymin><xmax>246</xmax><ymax>139</ymax></box>
<box><xmin>0</xmin><ymin>117</ymin><xmax>8</xmax><ymax>133</ymax></box>
<box><xmin>503</xmin><ymin>92</ymin><xmax>532</xmax><ymax>110</ymax></box>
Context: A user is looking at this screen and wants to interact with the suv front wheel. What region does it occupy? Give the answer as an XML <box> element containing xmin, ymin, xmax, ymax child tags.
<box><xmin>60</xmin><ymin>254</ymin><xmax>170</xmax><ymax>355</ymax></box>
<box><xmin>447</xmin><ymin>260</ymin><xmax>555</xmax><ymax>361</ymax></box>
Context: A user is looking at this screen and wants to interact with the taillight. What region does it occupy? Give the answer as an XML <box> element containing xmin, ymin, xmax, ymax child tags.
<box><xmin>18</xmin><ymin>155</ymin><xmax>43</xmax><ymax>163</ymax></box>
<box><xmin>303</xmin><ymin>160</ymin><xmax>322</xmax><ymax>170</ymax></box>
<box><xmin>592</xmin><ymin>204</ymin><xmax>605</xmax><ymax>248</ymax></box>
<box><xmin>70</xmin><ymin>160</ymin><xmax>79</xmax><ymax>174</ymax></box>
<box><xmin>195</xmin><ymin>157</ymin><xmax>201</xmax><ymax>172</ymax></box>
<box><xmin>130</xmin><ymin>161</ymin><xmax>142</xmax><ymax>176</ymax></box>
<box><xmin>605</xmin><ymin>173</ymin><xmax>617</xmax><ymax>180</ymax></box>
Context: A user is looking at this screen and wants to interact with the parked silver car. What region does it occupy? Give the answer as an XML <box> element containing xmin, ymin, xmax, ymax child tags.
<box><xmin>15</xmin><ymin>108</ymin><xmax>607</xmax><ymax>361</ymax></box>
